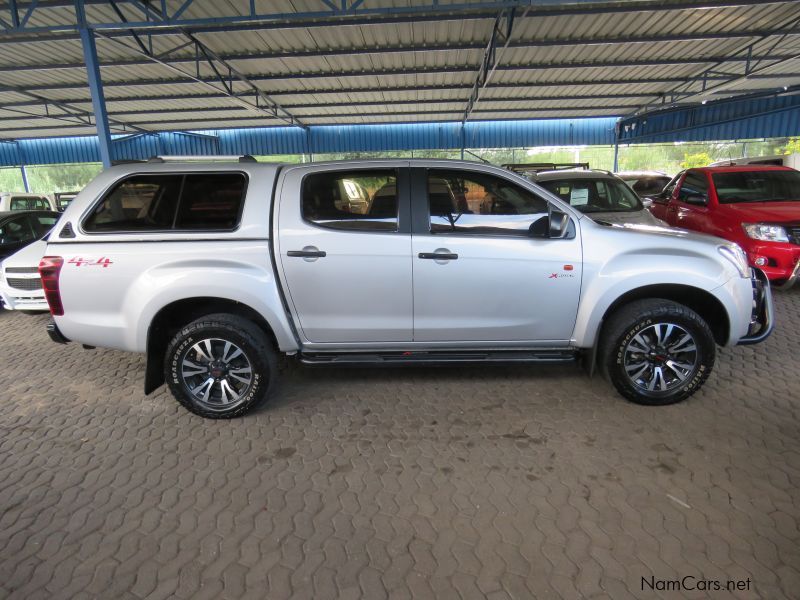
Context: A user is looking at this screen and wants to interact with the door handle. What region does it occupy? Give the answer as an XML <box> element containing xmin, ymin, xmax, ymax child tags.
<box><xmin>287</xmin><ymin>249</ymin><xmax>326</xmax><ymax>258</ymax></box>
<box><xmin>419</xmin><ymin>252</ymin><xmax>458</xmax><ymax>260</ymax></box>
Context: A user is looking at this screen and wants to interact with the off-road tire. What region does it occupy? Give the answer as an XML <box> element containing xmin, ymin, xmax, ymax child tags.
<box><xmin>599</xmin><ymin>299</ymin><xmax>715</xmax><ymax>406</ymax></box>
<box><xmin>164</xmin><ymin>313</ymin><xmax>277</xmax><ymax>418</ymax></box>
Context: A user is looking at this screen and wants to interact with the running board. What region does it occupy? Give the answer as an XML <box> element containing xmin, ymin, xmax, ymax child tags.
<box><xmin>299</xmin><ymin>349</ymin><xmax>578</xmax><ymax>366</ymax></box>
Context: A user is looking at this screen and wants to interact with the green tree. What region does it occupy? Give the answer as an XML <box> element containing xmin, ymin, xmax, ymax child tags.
<box><xmin>680</xmin><ymin>152</ymin><xmax>713</xmax><ymax>169</ymax></box>
<box><xmin>781</xmin><ymin>137</ymin><xmax>800</xmax><ymax>155</ymax></box>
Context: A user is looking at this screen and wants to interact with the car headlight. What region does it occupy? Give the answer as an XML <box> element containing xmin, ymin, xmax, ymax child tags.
<box><xmin>742</xmin><ymin>223</ymin><xmax>789</xmax><ymax>242</ymax></box>
<box><xmin>718</xmin><ymin>244</ymin><xmax>751</xmax><ymax>279</ymax></box>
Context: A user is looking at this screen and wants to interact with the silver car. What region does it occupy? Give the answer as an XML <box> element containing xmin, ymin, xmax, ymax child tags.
<box><xmin>530</xmin><ymin>169</ymin><xmax>667</xmax><ymax>227</ymax></box>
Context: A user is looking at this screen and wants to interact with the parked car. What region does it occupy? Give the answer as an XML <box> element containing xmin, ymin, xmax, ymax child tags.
<box><xmin>648</xmin><ymin>165</ymin><xmax>800</xmax><ymax>287</ymax></box>
<box><xmin>54</xmin><ymin>192</ymin><xmax>79</xmax><ymax>212</ymax></box>
<box><xmin>0</xmin><ymin>240</ymin><xmax>49</xmax><ymax>312</ymax></box>
<box><xmin>0</xmin><ymin>210</ymin><xmax>60</xmax><ymax>261</ymax></box>
<box><xmin>530</xmin><ymin>169</ymin><xmax>667</xmax><ymax>226</ymax></box>
<box><xmin>41</xmin><ymin>158</ymin><xmax>772</xmax><ymax>418</ymax></box>
<box><xmin>616</xmin><ymin>171</ymin><xmax>672</xmax><ymax>199</ymax></box>
<box><xmin>0</xmin><ymin>193</ymin><xmax>55</xmax><ymax>212</ymax></box>
<box><xmin>709</xmin><ymin>153</ymin><xmax>800</xmax><ymax>170</ymax></box>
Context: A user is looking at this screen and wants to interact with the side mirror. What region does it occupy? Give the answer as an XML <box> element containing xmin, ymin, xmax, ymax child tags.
<box><xmin>548</xmin><ymin>210</ymin><xmax>570</xmax><ymax>238</ymax></box>
<box><xmin>683</xmin><ymin>193</ymin><xmax>707</xmax><ymax>206</ymax></box>
<box><xmin>641</xmin><ymin>198</ymin><xmax>654</xmax><ymax>209</ymax></box>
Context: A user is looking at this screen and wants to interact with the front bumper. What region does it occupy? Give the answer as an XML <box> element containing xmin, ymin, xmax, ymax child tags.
<box><xmin>772</xmin><ymin>256</ymin><xmax>800</xmax><ymax>290</ymax></box>
<box><xmin>745</xmin><ymin>241</ymin><xmax>800</xmax><ymax>283</ymax></box>
<box><xmin>737</xmin><ymin>268</ymin><xmax>774</xmax><ymax>345</ymax></box>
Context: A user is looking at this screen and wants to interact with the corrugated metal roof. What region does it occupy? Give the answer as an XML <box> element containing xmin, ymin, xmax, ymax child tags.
<box><xmin>0</xmin><ymin>0</ymin><xmax>799</xmax><ymax>154</ymax></box>
<box><xmin>0</xmin><ymin>117</ymin><xmax>618</xmax><ymax>167</ymax></box>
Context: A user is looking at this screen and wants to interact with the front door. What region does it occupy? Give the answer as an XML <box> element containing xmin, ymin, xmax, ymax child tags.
<box><xmin>276</xmin><ymin>164</ymin><xmax>413</xmax><ymax>344</ymax></box>
<box><xmin>410</xmin><ymin>167</ymin><xmax>582</xmax><ymax>343</ymax></box>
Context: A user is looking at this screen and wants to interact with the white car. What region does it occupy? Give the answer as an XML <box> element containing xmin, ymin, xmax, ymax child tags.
<box><xmin>0</xmin><ymin>193</ymin><xmax>55</xmax><ymax>212</ymax></box>
<box><xmin>0</xmin><ymin>239</ymin><xmax>48</xmax><ymax>312</ymax></box>
<box><xmin>40</xmin><ymin>158</ymin><xmax>772</xmax><ymax>418</ymax></box>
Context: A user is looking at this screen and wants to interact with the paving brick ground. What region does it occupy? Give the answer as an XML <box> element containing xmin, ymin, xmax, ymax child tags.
<box><xmin>0</xmin><ymin>291</ymin><xmax>798</xmax><ymax>600</ymax></box>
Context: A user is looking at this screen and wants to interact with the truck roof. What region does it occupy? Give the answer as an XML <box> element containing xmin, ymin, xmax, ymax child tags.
<box><xmin>692</xmin><ymin>164</ymin><xmax>796</xmax><ymax>173</ymax></box>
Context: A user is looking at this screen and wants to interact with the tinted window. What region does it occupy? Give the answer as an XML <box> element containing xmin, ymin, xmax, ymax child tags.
<box><xmin>712</xmin><ymin>170</ymin><xmax>800</xmax><ymax>204</ymax></box>
<box><xmin>631</xmin><ymin>177</ymin><xmax>671</xmax><ymax>197</ymax></box>
<box><xmin>679</xmin><ymin>172</ymin><xmax>709</xmax><ymax>202</ymax></box>
<box><xmin>302</xmin><ymin>170</ymin><xmax>398</xmax><ymax>231</ymax></box>
<box><xmin>539</xmin><ymin>177</ymin><xmax>641</xmax><ymax>213</ymax></box>
<box><xmin>35</xmin><ymin>198</ymin><xmax>49</xmax><ymax>210</ymax></box>
<box><xmin>428</xmin><ymin>170</ymin><xmax>549</xmax><ymax>236</ymax></box>
<box><xmin>84</xmin><ymin>173</ymin><xmax>246</xmax><ymax>232</ymax></box>
<box><xmin>0</xmin><ymin>216</ymin><xmax>35</xmax><ymax>244</ymax></box>
<box><xmin>174</xmin><ymin>174</ymin><xmax>245</xmax><ymax>230</ymax></box>
<box><xmin>33</xmin><ymin>214</ymin><xmax>58</xmax><ymax>236</ymax></box>
<box><xmin>85</xmin><ymin>175</ymin><xmax>182</xmax><ymax>231</ymax></box>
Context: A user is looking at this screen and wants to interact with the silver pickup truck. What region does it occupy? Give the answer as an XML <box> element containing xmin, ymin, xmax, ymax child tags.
<box><xmin>40</xmin><ymin>157</ymin><xmax>773</xmax><ymax>418</ymax></box>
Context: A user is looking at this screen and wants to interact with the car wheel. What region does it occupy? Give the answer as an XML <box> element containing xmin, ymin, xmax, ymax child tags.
<box><xmin>164</xmin><ymin>313</ymin><xmax>277</xmax><ymax>418</ymax></box>
<box><xmin>600</xmin><ymin>299</ymin><xmax>715</xmax><ymax>406</ymax></box>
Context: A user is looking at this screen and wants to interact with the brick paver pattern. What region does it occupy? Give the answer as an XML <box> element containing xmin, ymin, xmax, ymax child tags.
<box><xmin>1</xmin><ymin>291</ymin><xmax>799</xmax><ymax>599</ymax></box>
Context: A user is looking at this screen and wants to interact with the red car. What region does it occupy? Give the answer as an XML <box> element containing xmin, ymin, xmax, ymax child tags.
<box><xmin>649</xmin><ymin>165</ymin><xmax>800</xmax><ymax>286</ymax></box>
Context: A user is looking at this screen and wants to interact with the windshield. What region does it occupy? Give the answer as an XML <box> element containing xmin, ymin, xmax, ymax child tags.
<box><xmin>713</xmin><ymin>170</ymin><xmax>800</xmax><ymax>204</ymax></box>
<box><xmin>538</xmin><ymin>177</ymin><xmax>643</xmax><ymax>213</ymax></box>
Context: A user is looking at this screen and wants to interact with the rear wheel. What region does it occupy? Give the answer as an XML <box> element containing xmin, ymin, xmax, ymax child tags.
<box><xmin>164</xmin><ymin>313</ymin><xmax>277</xmax><ymax>418</ymax></box>
<box><xmin>600</xmin><ymin>299</ymin><xmax>715</xmax><ymax>406</ymax></box>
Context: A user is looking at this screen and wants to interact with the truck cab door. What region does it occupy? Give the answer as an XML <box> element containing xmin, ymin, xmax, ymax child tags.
<box><xmin>275</xmin><ymin>163</ymin><xmax>413</xmax><ymax>344</ymax></box>
<box><xmin>410</xmin><ymin>167</ymin><xmax>582</xmax><ymax>343</ymax></box>
<box><xmin>673</xmin><ymin>170</ymin><xmax>711</xmax><ymax>233</ymax></box>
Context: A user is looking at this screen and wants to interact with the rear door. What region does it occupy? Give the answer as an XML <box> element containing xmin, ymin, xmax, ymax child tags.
<box><xmin>410</xmin><ymin>167</ymin><xmax>582</xmax><ymax>343</ymax></box>
<box><xmin>275</xmin><ymin>163</ymin><xmax>413</xmax><ymax>344</ymax></box>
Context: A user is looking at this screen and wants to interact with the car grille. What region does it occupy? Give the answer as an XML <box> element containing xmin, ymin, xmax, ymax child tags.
<box><xmin>4</xmin><ymin>266</ymin><xmax>39</xmax><ymax>273</ymax></box>
<box><xmin>788</xmin><ymin>226</ymin><xmax>800</xmax><ymax>245</ymax></box>
<box><xmin>7</xmin><ymin>277</ymin><xmax>42</xmax><ymax>291</ymax></box>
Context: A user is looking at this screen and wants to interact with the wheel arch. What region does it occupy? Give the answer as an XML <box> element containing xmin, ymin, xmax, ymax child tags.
<box><xmin>598</xmin><ymin>284</ymin><xmax>730</xmax><ymax>347</ymax></box>
<box><xmin>144</xmin><ymin>297</ymin><xmax>281</xmax><ymax>395</ymax></box>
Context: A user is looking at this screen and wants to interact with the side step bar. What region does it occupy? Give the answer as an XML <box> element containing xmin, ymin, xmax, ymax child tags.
<box><xmin>299</xmin><ymin>349</ymin><xmax>577</xmax><ymax>367</ymax></box>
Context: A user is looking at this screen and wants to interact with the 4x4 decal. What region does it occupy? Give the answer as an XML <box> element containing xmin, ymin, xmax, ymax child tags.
<box><xmin>68</xmin><ymin>257</ymin><xmax>113</xmax><ymax>268</ymax></box>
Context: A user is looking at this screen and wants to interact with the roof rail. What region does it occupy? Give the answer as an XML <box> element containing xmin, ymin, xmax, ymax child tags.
<box><xmin>502</xmin><ymin>162</ymin><xmax>590</xmax><ymax>173</ymax></box>
<box><xmin>146</xmin><ymin>155</ymin><xmax>257</xmax><ymax>163</ymax></box>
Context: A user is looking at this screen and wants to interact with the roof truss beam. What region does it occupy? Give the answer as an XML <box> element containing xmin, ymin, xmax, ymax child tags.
<box><xmin>5</xmin><ymin>28</ymin><xmax>800</xmax><ymax>74</ymax></box>
<box><xmin>464</xmin><ymin>7</ymin><xmax>517</xmax><ymax>121</ymax></box>
<box><xmin>2</xmin><ymin>0</ymin><xmax>797</xmax><ymax>39</ymax></box>
<box><xmin>0</xmin><ymin>90</ymin><xmax>676</xmax><ymax>110</ymax></box>
<box><xmin>0</xmin><ymin>81</ymin><xmax>145</xmax><ymax>134</ymax></box>
<box><xmin>629</xmin><ymin>13</ymin><xmax>800</xmax><ymax>114</ymax></box>
<box><xmin>85</xmin><ymin>22</ymin><xmax>302</xmax><ymax>129</ymax></box>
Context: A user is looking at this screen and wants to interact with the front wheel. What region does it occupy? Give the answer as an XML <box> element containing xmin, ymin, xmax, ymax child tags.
<box><xmin>164</xmin><ymin>313</ymin><xmax>277</xmax><ymax>418</ymax></box>
<box><xmin>600</xmin><ymin>299</ymin><xmax>716</xmax><ymax>406</ymax></box>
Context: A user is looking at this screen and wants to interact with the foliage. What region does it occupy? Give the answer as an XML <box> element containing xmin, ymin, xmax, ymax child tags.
<box><xmin>781</xmin><ymin>137</ymin><xmax>800</xmax><ymax>155</ymax></box>
<box><xmin>2</xmin><ymin>137</ymin><xmax>796</xmax><ymax>191</ymax></box>
<box><xmin>680</xmin><ymin>152</ymin><xmax>714</xmax><ymax>169</ymax></box>
<box><xmin>0</xmin><ymin>163</ymin><xmax>102</xmax><ymax>194</ymax></box>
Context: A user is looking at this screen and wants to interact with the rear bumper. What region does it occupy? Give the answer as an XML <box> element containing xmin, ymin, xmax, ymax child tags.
<box><xmin>737</xmin><ymin>268</ymin><xmax>774</xmax><ymax>345</ymax></box>
<box><xmin>46</xmin><ymin>319</ymin><xmax>70</xmax><ymax>344</ymax></box>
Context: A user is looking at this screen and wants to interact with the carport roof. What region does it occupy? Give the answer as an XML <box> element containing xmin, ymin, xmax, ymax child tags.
<box><xmin>1</xmin><ymin>0</ymin><xmax>800</xmax><ymax>140</ymax></box>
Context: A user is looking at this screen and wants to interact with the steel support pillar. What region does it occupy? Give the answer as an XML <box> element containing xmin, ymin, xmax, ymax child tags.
<box><xmin>20</xmin><ymin>165</ymin><xmax>30</xmax><ymax>192</ymax></box>
<box><xmin>613</xmin><ymin>121</ymin><xmax>620</xmax><ymax>171</ymax></box>
<box><xmin>78</xmin><ymin>24</ymin><xmax>113</xmax><ymax>168</ymax></box>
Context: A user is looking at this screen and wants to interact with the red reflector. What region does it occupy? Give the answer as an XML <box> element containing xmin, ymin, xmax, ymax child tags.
<box><xmin>38</xmin><ymin>256</ymin><xmax>64</xmax><ymax>316</ymax></box>
<box><xmin>564</xmin><ymin>264</ymin><xmax>574</xmax><ymax>271</ymax></box>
